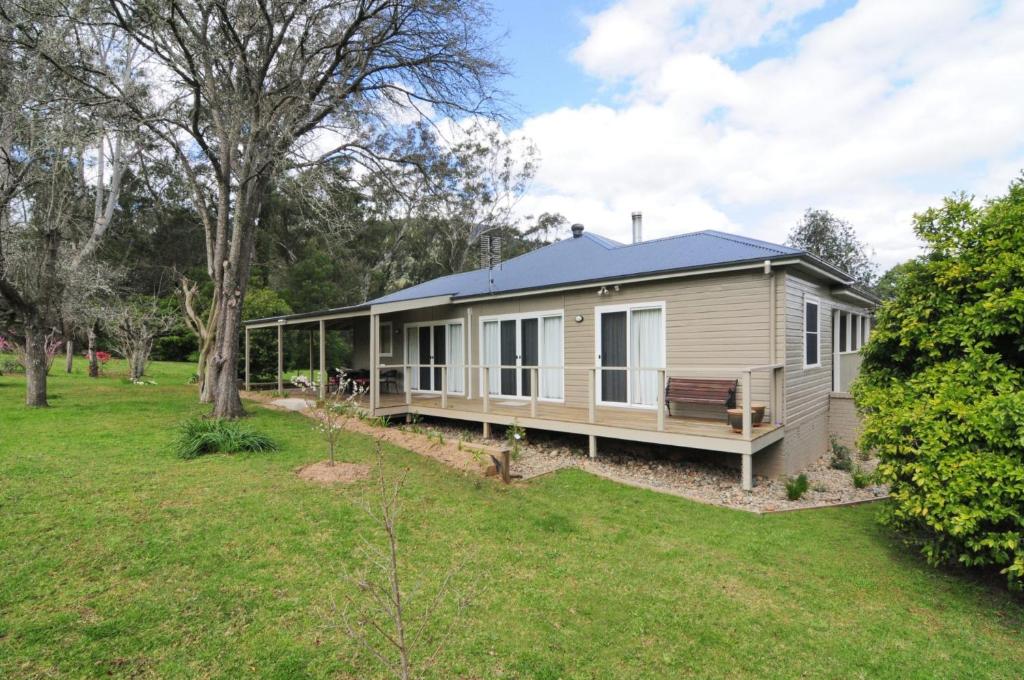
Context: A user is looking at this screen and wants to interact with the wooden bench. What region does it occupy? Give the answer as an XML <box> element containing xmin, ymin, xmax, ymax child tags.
<box><xmin>665</xmin><ymin>377</ymin><xmax>737</xmax><ymax>412</ymax></box>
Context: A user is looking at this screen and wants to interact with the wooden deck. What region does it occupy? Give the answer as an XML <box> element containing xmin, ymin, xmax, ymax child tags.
<box><xmin>364</xmin><ymin>391</ymin><xmax>783</xmax><ymax>455</ymax></box>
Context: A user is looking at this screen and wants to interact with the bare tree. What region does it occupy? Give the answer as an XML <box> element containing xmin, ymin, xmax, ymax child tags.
<box><xmin>0</xmin><ymin>7</ymin><xmax>134</xmax><ymax>405</ymax></box>
<box><xmin>339</xmin><ymin>444</ymin><xmax>475</xmax><ymax>679</ymax></box>
<box><xmin>105</xmin><ymin>296</ymin><xmax>176</xmax><ymax>381</ymax></box>
<box><xmin>93</xmin><ymin>0</ymin><xmax>505</xmax><ymax>418</ymax></box>
<box><xmin>291</xmin><ymin>372</ymin><xmax>364</xmax><ymax>466</ymax></box>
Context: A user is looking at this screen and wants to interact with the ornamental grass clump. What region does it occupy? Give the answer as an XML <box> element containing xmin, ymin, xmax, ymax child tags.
<box><xmin>174</xmin><ymin>418</ymin><xmax>277</xmax><ymax>459</ymax></box>
<box><xmin>785</xmin><ymin>474</ymin><xmax>809</xmax><ymax>501</ymax></box>
<box><xmin>854</xmin><ymin>178</ymin><xmax>1024</xmax><ymax>589</ymax></box>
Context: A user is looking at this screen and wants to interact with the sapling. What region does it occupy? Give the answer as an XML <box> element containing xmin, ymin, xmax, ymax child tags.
<box><xmin>292</xmin><ymin>372</ymin><xmax>365</xmax><ymax>466</ymax></box>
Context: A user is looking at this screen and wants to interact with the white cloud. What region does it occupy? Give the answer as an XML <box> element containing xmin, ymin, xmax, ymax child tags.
<box><xmin>517</xmin><ymin>0</ymin><xmax>1024</xmax><ymax>270</ymax></box>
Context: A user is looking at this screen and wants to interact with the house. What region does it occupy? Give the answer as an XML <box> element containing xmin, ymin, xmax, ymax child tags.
<box><xmin>243</xmin><ymin>218</ymin><xmax>878</xmax><ymax>489</ymax></box>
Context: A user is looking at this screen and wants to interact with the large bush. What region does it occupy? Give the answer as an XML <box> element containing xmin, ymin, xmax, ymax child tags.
<box><xmin>854</xmin><ymin>178</ymin><xmax>1024</xmax><ymax>587</ymax></box>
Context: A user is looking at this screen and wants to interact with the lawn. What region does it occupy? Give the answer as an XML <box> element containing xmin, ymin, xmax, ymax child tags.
<box><xmin>1</xmin><ymin>361</ymin><xmax>1022</xmax><ymax>679</ymax></box>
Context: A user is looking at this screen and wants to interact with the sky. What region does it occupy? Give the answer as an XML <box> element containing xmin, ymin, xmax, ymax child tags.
<box><xmin>486</xmin><ymin>0</ymin><xmax>1024</xmax><ymax>271</ymax></box>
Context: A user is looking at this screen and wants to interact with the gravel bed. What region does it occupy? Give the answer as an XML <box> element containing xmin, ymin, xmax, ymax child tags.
<box><xmin>409</xmin><ymin>417</ymin><xmax>888</xmax><ymax>512</ymax></box>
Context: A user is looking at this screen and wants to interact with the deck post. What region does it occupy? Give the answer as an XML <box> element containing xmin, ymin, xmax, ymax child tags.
<box><xmin>741</xmin><ymin>453</ymin><xmax>753</xmax><ymax>491</ymax></box>
<box><xmin>588</xmin><ymin>434</ymin><xmax>597</xmax><ymax>458</ymax></box>
<box><xmin>483</xmin><ymin>422</ymin><xmax>492</xmax><ymax>438</ymax></box>
<box><xmin>369</xmin><ymin>314</ymin><xmax>379</xmax><ymax>413</ymax></box>
<box><xmin>741</xmin><ymin>370</ymin><xmax>752</xmax><ymax>439</ymax></box>
<box><xmin>308</xmin><ymin>330</ymin><xmax>314</xmax><ymax>381</ymax></box>
<box><xmin>482</xmin><ymin>367</ymin><xmax>491</xmax><ymax>413</ymax></box>
<box><xmin>318</xmin><ymin>320</ymin><xmax>326</xmax><ymax>400</ymax></box>
<box><xmin>276</xmin><ymin>322</ymin><xmax>283</xmax><ymax>394</ymax></box>
<box><xmin>243</xmin><ymin>327</ymin><xmax>251</xmax><ymax>392</ymax></box>
<box><xmin>441</xmin><ymin>365</ymin><xmax>448</xmax><ymax>409</ymax></box>
<box><xmin>774</xmin><ymin>366</ymin><xmax>785</xmax><ymax>425</ymax></box>
<box><xmin>657</xmin><ymin>368</ymin><xmax>666</xmax><ymax>432</ymax></box>
<box><xmin>530</xmin><ymin>367</ymin><xmax>538</xmax><ymax>417</ymax></box>
<box><xmin>404</xmin><ymin>364</ymin><xmax>412</xmax><ymax>406</ymax></box>
<box><xmin>588</xmin><ymin>368</ymin><xmax>596</xmax><ymax>424</ymax></box>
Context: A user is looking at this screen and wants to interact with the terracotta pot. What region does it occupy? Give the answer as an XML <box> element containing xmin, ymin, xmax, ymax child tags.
<box><xmin>726</xmin><ymin>408</ymin><xmax>744</xmax><ymax>433</ymax></box>
<box><xmin>751</xmin><ymin>403</ymin><xmax>766</xmax><ymax>427</ymax></box>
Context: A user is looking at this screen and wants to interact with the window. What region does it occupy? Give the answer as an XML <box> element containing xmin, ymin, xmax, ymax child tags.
<box><xmin>804</xmin><ymin>296</ymin><xmax>820</xmax><ymax>368</ymax></box>
<box><xmin>379</xmin><ymin>322</ymin><xmax>392</xmax><ymax>357</ymax></box>
<box><xmin>596</xmin><ymin>303</ymin><xmax>665</xmax><ymax>407</ymax></box>
<box><xmin>838</xmin><ymin>311</ymin><xmax>872</xmax><ymax>354</ymax></box>
<box><xmin>480</xmin><ymin>311</ymin><xmax>563</xmax><ymax>400</ymax></box>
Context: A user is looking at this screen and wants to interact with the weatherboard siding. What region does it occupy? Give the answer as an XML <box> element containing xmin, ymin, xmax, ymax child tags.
<box><xmin>380</xmin><ymin>270</ymin><xmax>776</xmax><ymax>416</ymax></box>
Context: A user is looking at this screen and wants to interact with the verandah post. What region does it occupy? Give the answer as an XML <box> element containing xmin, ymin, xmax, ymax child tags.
<box><xmin>318</xmin><ymin>320</ymin><xmax>326</xmax><ymax>401</ymax></box>
<box><xmin>441</xmin><ymin>365</ymin><xmax>448</xmax><ymax>409</ymax></box>
<box><xmin>657</xmin><ymin>368</ymin><xmax>666</xmax><ymax>432</ymax></box>
<box><xmin>369</xmin><ymin>313</ymin><xmax>379</xmax><ymax>413</ymax></box>
<box><xmin>276</xmin><ymin>322</ymin><xmax>283</xmax><ymax>394</ymax></box>
<box><xmin>741</xmin><ymin>370</ymin><xmax>752</xmax><ymax>439</ymax></box>
<box><xmin>244</xmin><ymin>327</ymin><xmax>251</xmax><ymax>392</ymax></box>
<box><xmin>588</xmin><ymin>367</ymin><xmax>596</xmax><ymax>423</ymax></box>
<box><xmin>530</xmin><ymin>366</ymin><xmax>538</xmax><ymax>417</ymax></box>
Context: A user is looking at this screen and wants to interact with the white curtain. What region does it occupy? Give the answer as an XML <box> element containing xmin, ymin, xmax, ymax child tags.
<box><xmin>629</xmin><ymin>308</ymin><xmax>663</xmax><ymax>406</ymax></box>
<box><xmin>540</xmin><ymin>316</ymin><xmax>563</xmax><ymax>399</ymax></box>
<box><xmin>482</xmin><ymin>321</ymin><xmax>500</xmax><ymax>395</ymax></box>
<box><xmin>447</xmin><ymin>323</ymin><xmax>464</xmax><ymax>393</ymax></box>
<box><xmin>406</xmin><ymin>329</ymin><xmax>419</xmax><ymax>390</ymax></box>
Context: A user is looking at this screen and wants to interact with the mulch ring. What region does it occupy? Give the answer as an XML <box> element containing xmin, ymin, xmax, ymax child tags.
<box><xmin>296</xmin><ymin>460</ymin><xmax>371</xmax><ymax>485</ymax></box>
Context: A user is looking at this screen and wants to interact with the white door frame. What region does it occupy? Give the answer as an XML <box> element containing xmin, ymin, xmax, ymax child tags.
<box><xmin>403</xmin><ymin>319</ymin><xmax>465</xmax><ymax>394</ymax></box>
<box><xmin>478</xmin><ymin>310</ymin><xmax>564</xmax><ymax>402</ymax></box>
<box><xmin>594</xmin><ymin>301</ymin><xmax>666</xmax><ymax>409</ymax></box>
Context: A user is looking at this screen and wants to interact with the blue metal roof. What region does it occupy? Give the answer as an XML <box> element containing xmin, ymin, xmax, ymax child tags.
<box><xmin>369</xmin><ymin>229</ymin><xmax>806</xmax><ymax>305</ymax></box>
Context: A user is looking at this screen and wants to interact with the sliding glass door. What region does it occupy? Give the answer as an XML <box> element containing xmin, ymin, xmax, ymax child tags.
<box><xmin>597</xmin><ymin>303</ymin><xmax>664</xmax><ymax>407</ymax></box>
<box><xmin>481</xmin><ymin>312</ymin><xmax>563</xmax><ymax>400</ymax></box>
<box><xmin>405</xmin><ymin>321</ymin><xmax>464</xmax><ymax>393</ymax></box>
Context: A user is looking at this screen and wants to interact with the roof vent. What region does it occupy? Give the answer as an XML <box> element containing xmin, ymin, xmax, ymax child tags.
<box><xmin>571</xmin><ymin>223</ymin><xmax>585</xmax><ymax>238</ymax></box>
<box><xmin>631</xmin><ymin>211</ymin><xmax>642</xmax><ymax>244</ymax></box>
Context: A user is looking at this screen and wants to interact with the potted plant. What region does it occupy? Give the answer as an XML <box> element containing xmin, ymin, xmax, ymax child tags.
<box><xmin>751</xmin><ymin>403</ymin><xmax>766</xmax><ymax>426</ymax></box>
<box><xmin>726</xmin><ymin>408</ymin><xmax>743</xmax><ymax>433</ymax></box>
<box><xmin>727</xmin><ymin>406</ymin><xmax>766</xmax><ymax>432</ymax></box>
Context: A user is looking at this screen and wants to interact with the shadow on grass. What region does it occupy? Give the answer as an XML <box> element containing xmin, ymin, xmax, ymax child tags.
<box><xmin>860</xmin><ymin>506</ymin><xmax>1024</xmax><ymax>626</ymax></box>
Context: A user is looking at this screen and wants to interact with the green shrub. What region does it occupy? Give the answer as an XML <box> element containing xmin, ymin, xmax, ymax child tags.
<box><xmin>829</xmin><ymin>435</ymin><xmax>853</xmax><ymax>471</ymax></box>
<box><xmin>173</xmin><ymin>418</ymin><xmax>278</xmax><ymax>459</ymax></box>
<box><xmin>851</xmin><ymin>465</ymin><xmax>872</xmax><ymax>489</ymax></box>
<box><xmin>785</xmin><ymin>474</ymin><xmax>809</xmax><ymax>501</ymax></box>
<box><xmin>854</xmin><ymin>178</ymin><xmax>1024</xmax><ymax>588</ymax></box>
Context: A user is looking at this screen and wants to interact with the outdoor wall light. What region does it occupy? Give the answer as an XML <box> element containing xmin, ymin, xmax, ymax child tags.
<box><xmin>574</xmin><ymin>314</ymin><xmax>584</xmax><ymax>323</ymax></box>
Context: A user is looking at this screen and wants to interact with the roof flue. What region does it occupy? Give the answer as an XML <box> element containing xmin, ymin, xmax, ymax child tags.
<box><xmin>571</xmin><ymin>223</ymin><xmax>584</xmax><ymax>238</ymax></box>
<box><xmin>631</xmin><ymin>211</ymin><xmax>643</xmax><ymax>244</ymax></box>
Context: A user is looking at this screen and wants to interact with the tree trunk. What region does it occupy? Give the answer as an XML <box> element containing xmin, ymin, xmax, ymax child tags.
<box><xmin>130</xmin><ymin>353</ymin><xmax>145</xmax><ymax>381</ymax></box>
<box><xmin>87</xmin><ymin>325</ymin><xmax>99</xmax><ymax>378</ymax></box>
<box><xmin>24</xmin><ymin>322</ymin><xmax>49</xmax><ymax>407</ymax></box>
<box><xmin>65</xmin><ymin>339</ymin><xmax>74</xmax><ymax>374</ymax></box>
<box><xmin>210</xmin><ymin>297</ymin><xmax>244</xmax><ymax>418</ymax></box>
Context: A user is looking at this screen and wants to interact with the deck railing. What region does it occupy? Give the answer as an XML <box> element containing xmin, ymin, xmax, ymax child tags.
<box><xmin>375</xmin><ymin>362</ymin><xmax>785</xmax><ymax>441</ymax></box>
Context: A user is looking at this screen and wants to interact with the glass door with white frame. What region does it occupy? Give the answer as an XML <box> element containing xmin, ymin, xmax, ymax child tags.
<box><xmin>597</xmin><ymin>304</ymin><xmax>664</xmax><ymax>407</ymax></box>
<box><xmin>405</xmin><ymin>321</ymin><xmax>463</xmax><ymax>393</ymax></box>
<box><xmin>481</xmin><ymin>313</ymin><xmax>563</xmax><ymax>400</ymax></box>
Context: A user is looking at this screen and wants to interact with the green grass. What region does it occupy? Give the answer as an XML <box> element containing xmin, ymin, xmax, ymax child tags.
<box><xmin>1</xmin><ymin>360</ymin><xmax>1023</xmax><ymax>679</ymax></box>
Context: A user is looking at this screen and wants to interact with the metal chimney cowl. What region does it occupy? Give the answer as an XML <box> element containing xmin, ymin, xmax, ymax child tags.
<box><xmin>571</xmin><ymin>223</ymin><xmax>584</xmax><ymax>238</ymax></box>
<box><xmin>631</xmin><ymin>211</ymin><xmax>643</xmax><ymax>244</ymax></box>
